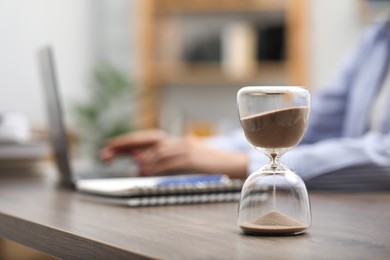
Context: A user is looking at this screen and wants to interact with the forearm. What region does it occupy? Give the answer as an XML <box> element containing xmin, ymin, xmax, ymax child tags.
<box><xmin>204</xmin><ymin>131</ymin><xmax>251</xmax><ymax>178</ymax></box>
<box><xmin>200</xmin><ymin>148</ymin><xmax>248</xmax><ymax>179</ymax></box>
<box><xmin>279</xmin><ymin>131</ymin><xmax>390</xmax><ymax>180</ymax></box>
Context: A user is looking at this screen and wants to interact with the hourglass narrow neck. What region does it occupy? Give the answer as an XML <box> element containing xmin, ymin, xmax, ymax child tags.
<box><xmin>262</xmin><ymin>152</ymin><xmax>286</xmax><ymax>172</ymax></box>
<box><xmin>270</xmin><ymin>153</ymin><xmax>279</xmax><ymax>168</ymax></box>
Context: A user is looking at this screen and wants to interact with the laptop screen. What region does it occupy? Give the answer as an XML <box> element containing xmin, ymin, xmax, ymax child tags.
<box><xmin>38</xmin><ymin>46</ymin><xmax>73</xmax><ymax>187</ymax></box>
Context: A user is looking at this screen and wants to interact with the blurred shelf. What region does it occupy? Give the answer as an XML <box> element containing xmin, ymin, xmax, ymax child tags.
<box><xmin>138</xmin><ymin>0</ymin><xmax>308</xmax><ymax>128</ymax></box>
<box><xmin>154</xmin><ymin>0</ymin><xmax>287</xmax><ymax>14</ymax></box>
<box><xmin>156</xmin><ymin>61</ymin><xmax>289</xmax><ymax>86</ymax></box>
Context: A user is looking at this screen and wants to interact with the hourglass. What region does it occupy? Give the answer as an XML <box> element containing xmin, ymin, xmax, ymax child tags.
<box><xmin>237</xmin><ymin>86</ymin><xmax>311</xmax><ymax>235</ymax></box>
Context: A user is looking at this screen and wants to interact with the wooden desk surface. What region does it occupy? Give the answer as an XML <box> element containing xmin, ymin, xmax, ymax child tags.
<box><xmin>0</xmin><ymin>169</ymin><xmax>389</xmax><ymax>259</ymax></box>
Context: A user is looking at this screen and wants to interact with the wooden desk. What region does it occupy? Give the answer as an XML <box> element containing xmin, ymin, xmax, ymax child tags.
<box><xmin>0</xmin><ymin>169</ymin><xmax>389</xmax><ymax>259</ymax></box>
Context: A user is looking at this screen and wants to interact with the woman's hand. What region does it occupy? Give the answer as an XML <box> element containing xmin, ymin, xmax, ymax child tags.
<box><xmin>101</xmin><ymin>129</ymin><xmax>167</xmax><ymax>162</ymax></box>
<box><xmin>101</xmin><ymin>130</ymin><xmax>248</xmax><ymax>179</ymax></box>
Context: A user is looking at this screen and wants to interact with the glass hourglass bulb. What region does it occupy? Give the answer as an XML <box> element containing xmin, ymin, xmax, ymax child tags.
<box><xmin>237</xmin><ymin>86</ymin><xmax>311</xmax><ymax>235</ymax></box>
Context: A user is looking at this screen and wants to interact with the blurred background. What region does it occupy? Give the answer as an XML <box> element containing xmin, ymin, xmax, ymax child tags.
<box><xmin>2</xmin><ymin>0</ymin><xmax>388</xmax><ymax>171</ymax></box>
<box><xmin>0</xmin><ymin>0</ymin><xmax>389</xmax><ymax>258</ymax></box>
<box><xmin>1</xmin><ymin>0</ymin><xmax>388</xmax><ymax>144</ymax></box>
<box><xmin>2</xmin><ymin>0</ymin><xmax>387</xmax><ymax>138</ymax></box>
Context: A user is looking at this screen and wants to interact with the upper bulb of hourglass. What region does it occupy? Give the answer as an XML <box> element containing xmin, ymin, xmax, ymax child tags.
<box><xmin>240</xmin><ymin>106</ymin><xmax>309</xmax><ymax>157</ymax></box>
<box><xmin>238</xmin><ymin>87</ymin><xmax>310</xmax><ymax>158</ymax></box>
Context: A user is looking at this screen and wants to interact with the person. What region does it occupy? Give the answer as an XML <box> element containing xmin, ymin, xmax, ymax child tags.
<box><xmin>101</xmin><ymin>14</ymin><xmax>390</xmax><ymax>189</ymax></box>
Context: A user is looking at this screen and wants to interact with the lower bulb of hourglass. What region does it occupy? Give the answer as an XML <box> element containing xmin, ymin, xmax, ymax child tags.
<box><xmin>237</xmin><ymin>164</ymin><xmax>311</xmax><ymax>235</ymax></box>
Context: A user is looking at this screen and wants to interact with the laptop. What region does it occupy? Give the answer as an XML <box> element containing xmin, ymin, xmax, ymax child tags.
<box><xmin>38</xmin><ymin>46</ymin><xmax>242</xmax><ymax>206</ymax></box>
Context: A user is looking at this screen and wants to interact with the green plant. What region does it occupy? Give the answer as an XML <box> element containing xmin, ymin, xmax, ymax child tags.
<box><xmin>73</xmin><ymin>63</ymin><xmax>135</xmax><ymax>161</ymax></box>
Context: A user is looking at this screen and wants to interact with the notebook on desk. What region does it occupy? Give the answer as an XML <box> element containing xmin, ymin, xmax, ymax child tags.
<box><xmin>38</xmin><ymin>46</ymin><xmax>243</xmax><ymax>206</ymax></box>
<box><xmin>77</xmin><ymin>175</ymin><xmax>242</xmax><ymax>206</ymax></box>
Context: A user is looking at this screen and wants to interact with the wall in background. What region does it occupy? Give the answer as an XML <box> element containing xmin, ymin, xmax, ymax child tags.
<box><xmin>309</xmin><ymin>0</ymin><xmax>364</xmax><ymax>90</ymax></box>
<box><xmin>91</xmin><ymin>0</ymin><xmax>139</xmax><ymax>77</ymax></box>
<box><xmin>0</xmin><ymin>0</ymin><xmax>95</xmax><ymax>128</ymax></box>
